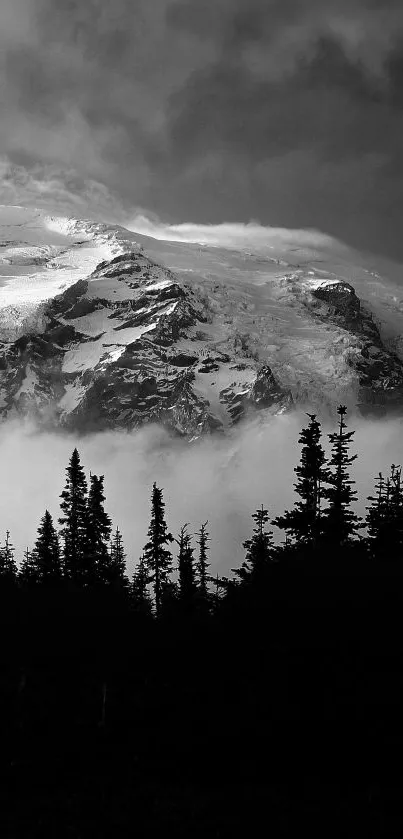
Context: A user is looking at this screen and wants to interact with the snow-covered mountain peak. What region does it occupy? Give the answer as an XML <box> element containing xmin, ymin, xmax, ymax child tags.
<box><xmin>1</xmin><ymin>206</ymin><xmax>403</xmax><ymax>435</ymax></box>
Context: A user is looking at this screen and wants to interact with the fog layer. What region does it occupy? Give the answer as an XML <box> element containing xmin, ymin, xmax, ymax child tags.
<box><xmin>1</xmin><ymin>413</ymin><xmax>402</xmax><ymax>575</ymax></box>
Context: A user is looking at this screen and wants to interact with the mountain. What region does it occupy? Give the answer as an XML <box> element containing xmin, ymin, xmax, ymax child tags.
<box><xmin>1</xmin><ymin>206</ymin><xmax>403</xmax><ymax>437</ymax></box>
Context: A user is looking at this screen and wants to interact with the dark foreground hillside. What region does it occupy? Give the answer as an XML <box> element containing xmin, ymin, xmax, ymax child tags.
<box><xmin>1</xmin><ymin>407</ymin><xmax>403</xmax><ymax>836</ymax></box>
<box><xmin>1</xmin><ymin>556</ymin><xmax>403</xmax><ymax>837</ymax></box>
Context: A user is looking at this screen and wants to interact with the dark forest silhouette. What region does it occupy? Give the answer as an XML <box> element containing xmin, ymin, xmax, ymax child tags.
<box><xmin>1</xmin><ymin>406</ymin><xmax>403</xmax><ymax>836</ymax></box>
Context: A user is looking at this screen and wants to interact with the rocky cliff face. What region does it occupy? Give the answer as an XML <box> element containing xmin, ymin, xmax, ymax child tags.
<box><xmin>0</xmin><ymin>250</ymin><xmax>292</xmax><ymax>436</ymax></box>
<box><xmin>1</xmin><ymin>209</ymin><xmax>403</xmax><ymax>433</ymax></box>
<box><xmin>307</xmin><ymin>282</ymin><xmax>403</xmax><ymax>415</ymax></box>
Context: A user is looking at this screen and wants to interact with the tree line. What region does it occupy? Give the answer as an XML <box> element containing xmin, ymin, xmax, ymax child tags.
<box><xmin>0</xmin><ymin>405</ymin><xmax>401</xmax><ymax>617</ymax></box>
<box><xmin>2</xmin><ymin>404</ymin><xmax>403</xmax><ymax>836</ymax></box>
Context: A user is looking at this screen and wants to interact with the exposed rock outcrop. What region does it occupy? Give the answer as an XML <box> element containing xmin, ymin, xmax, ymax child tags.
<box><xmin>306</xmin><ymin>282</ymin><xmax>403</xmax><ymax>415</ymax></box>
<box><xmin>2</xmin><ymin>210</ymin><xmax>403</xmax><ymax>432</ymax></box>
<box><xmin>0</xmin><ymin>250</ymin><xmax>290</xmax><ymax>436</ymax></box>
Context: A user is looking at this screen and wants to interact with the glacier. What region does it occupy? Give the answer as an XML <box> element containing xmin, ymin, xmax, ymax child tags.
<box><xmin>1</xmin><ymin>205</ymin><xmax>403</xmax><ymax>436</ymax></box>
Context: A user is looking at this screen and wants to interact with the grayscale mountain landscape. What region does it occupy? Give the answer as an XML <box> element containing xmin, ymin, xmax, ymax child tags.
<box><xmin>2</xmin><ymin>206</ymin><xmax>403</xmax><ymax>438</ymax></box>
<box><xmin>2</xmin><ymin>1</ymin><xmax>403</xmax><ymax>834</ymax></box>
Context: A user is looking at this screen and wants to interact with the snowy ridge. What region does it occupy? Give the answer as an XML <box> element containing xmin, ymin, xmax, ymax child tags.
<box><xmin>1</xmin><ymin>207</ymin><xmax>403</xmax><ymax>434</ymax></box>
<box><xmin>0</xmin><ymin>207</ymin><xmax>122</xmax><ymax>340</ymax></box>
<box><xmin>0</xmin><ymin>241</ymin><xmax>291</xmax><ymax>434</ymax></box>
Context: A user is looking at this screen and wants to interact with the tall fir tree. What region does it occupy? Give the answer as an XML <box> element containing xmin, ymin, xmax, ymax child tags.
<box><xmin>59</xmin><ymin>448</ymin><xmax>88</xmax><ymax>585</ymax></box>
<box><xmin>108</xmin><ymin>527</ymin><xmax>128</xmax><ymax>587</ymax></box>
<box><xmin>233</xmin><ymin>506</ymin><xmax>274</xmax><ymax>583</ymax></box>
<box><xmin>86</xmin><ymin>474</ymin><xmax>112</xmax><ymax>584</ymax></box>
<box><xmin>143</xmin><ymin>483</ymin><xmax>173</xmax><ymax>616</ymax></box>
<box><xmin>33</xmin><ymin>510</ymin><xmax>61</xmax><ymax>582</ymax></box>
<box><xmin>365</xmin><ymin>472</ymin><xmax>390</xmax><ymax>559</ymax></box>
<box><xmin>388</xmin><ymin>465</ymin><xmax>403</xmax><ymax>554</ymax></box>
<box><xmin>196</xmin><ymin>521</ymin><xmax>210</xmax><ymax>598</ymax></box>
<box><xmin>0</xmin><ymin>531</ymin><xmax>18</xmax><ymax>583</ymax></box>
<box><xmin>177</xmin><ymin>525</ymin><xmax>197</xmax><ymax>609</ymax></box>
<box><xmin>19</xmin><ymin>547</ymin><xmax>38</xmax><ymax>586</ymax></box>
<box><xmin>131</xmin><ymin>554</ymin><xmax>153</xmax><ymax>616</ymax></box>
<box><xmin>321</xmin><ymin>405</ymin><xmax>361</xmax><ymax>546</ymax></box>
<box><xmin>274</xmin><ymin>413</ymin><xmax>328</xmax><ymax>546</ymax></box>
<box><xmin>366</xmin><ymin>465</ymin><xmax>403</xmax><ymax>560</ymax></box>
<box><xmin>207</xmin><ymin>572</ymin><xmax>232</xmax><ymax>612</ymax></box>
<box><xmin>20</xmin><ymin>513</ymin><xmax>64</xmax><ymax>586</ymax></box>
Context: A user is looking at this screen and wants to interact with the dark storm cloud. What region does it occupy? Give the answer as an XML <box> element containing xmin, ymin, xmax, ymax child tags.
<box><xmin>1</xmin><ymin>0</ymin><xmax>403</xmax><ymax>257</ymax></box>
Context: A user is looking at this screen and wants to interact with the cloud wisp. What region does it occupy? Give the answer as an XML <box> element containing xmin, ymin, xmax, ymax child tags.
<box><xmin>127</xmin><ymin>214</ymin><xmax>341</xmax><ymax>252</ymax></box>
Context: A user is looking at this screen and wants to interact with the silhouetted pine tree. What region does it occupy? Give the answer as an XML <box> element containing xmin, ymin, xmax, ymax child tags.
<box><xmin>365</xmin><ymin>472</ymin><xmax>391</xmax><ymax>559</ymax></box>
<box><xmin>388</xmin><ymin>464</ymin><xmax>403</xmax><ymax>554</ymax></box>
<box><xmin>177</xmin><ymin>525</ymin><xmax>197</xmax><ymax>611</ymax></box>
<box><xmin>0</xmin><ymin>530</ymin><xmax>17</xmax><ymax>582</ymax></box>
<box><xmin>233</xmin><ymin>506</ymin><xmax>274</xmax><ymax>582</ymax></box>
<box><xmin>207</xmin><ymin>572</ymin><xmax>232</xmax><ymax>612</ymax></box>
<box><xmin>86</xmin><ymin>474</ymin><xmax>112</xmax><ymax>584</ymax></box>
<box><xmin>59</xmin><ymin>448</ymin><xmax>88</xmax><ymax>585</ymax></box>
<box><xmin>366</xmin><ymin>465</ymin><xmax>403</xmax><ymax>560</ymax></box>
<box><xmin>159</xmin><ymin>578</ymin><xmax>179</xmax><ymax>619</ymax></box>
<box><xmin>211</xmin><ymin>573</ymin><xmax>221</xmax><ymax>611</ymax></box>
<box><xmin>274</xmin><ymin>413</ymin><xmax>327</xmax><ymax>545</ymax></box>
<box><xmin>32</xmin><ymin>510</ymin><xmax>61</xmax><ymax>583</ymax></box>
<box><xmin>131</xmin><ymin>555</ymin><xmax>152</xmax><ymax>616</ymax></box>
<box><xmin>143</xmin><ymin>483</ymin><xmax>173</xmax><ymax>616</ymax></box>
<box><xmin>196</xmin><ymin>521</ymin><xmax>210</xmax><ymax>598</ymax></box>
<box><xmin>19</xmin><ymin>547</ymin><xmax>38</xmax><ymax>586</ymax></box>
<box><xmin>109</xmin><ymin>527</ymin><xmax>128</xmax><ymax>587</ymax></box>
<box><xmin>321</xmin><ymin>405</ymin><xmax>361</xmax><ymax>545</ymax></box>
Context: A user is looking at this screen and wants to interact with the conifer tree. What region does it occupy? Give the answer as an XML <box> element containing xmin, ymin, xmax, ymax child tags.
<box><xmin>388</xmin><ymin>464</ymin><xmax>403</xmax><ymax>553</ymax></box>
<box><xmin>19</xmin><ymin>547</ymin><xmax>38</xmax><ymax>586</ymax></box>
<box><xmin>233</xmin><ymin>506</ymin><xmax>274</xmax><ymax>582</ymax></box>
<box><xmin>0</xmin><ymin>530</ymin><xmax>18</xmax><ymax>582</ymax></box>
<box><xmin>321</xmin><ymin>405</ymin><xmax>360</xmax><ymax>545</ymax></box>
<box><xmin>177</xmin><ymin>525</ymin><xmax>197</xmax><ymax>608</ymax></box>
<box><xmin>32</xmin><ymin>510</ymin><xmax>61</xmax><ymax>582</ymax></box>
<box><xmin>131</xmin><ymin>554</ymin><xmax>152</xmax><ymax>616</ymax></box>
<box><xmin>158</xmin><ymin>578</ymin><xmax>178</xmax><ymax>618</ymax></box>
<box><xmin>365</xmin><ymin>472</ymin><xmax>390</xmax><ymax>558</ymax></box>
<box><xmin>274</xmin><ymin>413</ymin><xmax>327</xmax><ymax>545</ymax></box>
<box><xmin>108</xmin><ymin>527</ymin><xmax>128</xmax><ymax>587</ymax></box>
<box><xmin>207</xmin><ymin>572</ymin><xmax>232</xmax><ymax>611</ymax></box>
<box><xmin>366</xmin><ymin>465</ymin><xmax>403</xmax><ymax>560</ymax></box>
<box><xmin>143</xmin><ymin>483</ymin><xmax>173</xmax><ymax>616</ymax></box>
<box><xmin>86</xmin><ymin>474</ymin><xmax>112</xmax><ymax>584</ymax></box>
<box><xmin>212</xmin><ymin>573</ymin><xmax>221</xmax><ymax>610</ymax></box>
<box><xmin>59</xmin><ymin>448</ymin><xmax>88</xmax><ymax>584</ymax></box>
<box><xmin>196</xmin><ymin>521</ymin><xmax>210</xmax><ymax>598</ymax></box>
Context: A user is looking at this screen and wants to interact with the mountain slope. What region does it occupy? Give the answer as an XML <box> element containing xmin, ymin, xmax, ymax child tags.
<box><xmin>1</xmin><ymin>207</ymin><xmax>403</xmax><ymax>435</ymax></box>
<box><xmin>0</xmin><ymin>246</ymin><xmax>292</xmax><ymax>435</ymax></box>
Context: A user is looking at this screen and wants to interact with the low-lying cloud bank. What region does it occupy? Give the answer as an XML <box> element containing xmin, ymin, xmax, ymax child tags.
<box><xmin>127</xmin><ymin>215</ymin><xmax>340</xmax><ymax>252</ymax></box>
<box><xmin>1</xmin><ymin>413</ymin><xmax>402</xmax><ymax>576</ymax></box>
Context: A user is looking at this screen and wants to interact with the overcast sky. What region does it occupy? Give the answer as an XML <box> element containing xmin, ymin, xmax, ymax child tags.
<box><xmin>1</xmin><ymin>0</ymin><xmax>403</xmax><ymax>258</ymax></box>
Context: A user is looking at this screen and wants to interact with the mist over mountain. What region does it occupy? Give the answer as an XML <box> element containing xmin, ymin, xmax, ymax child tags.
<box><xmin>2</xmin><ymin>206</ymin><xmax>403</xmax><ymax>434</ymax></box>
<box><xmin>1</xmin><ymin>411</ymin><xmax>402</xmax><ymax>576</ymax></box>
<box><xmin>3</xmin><ymin>4</ymin><xmax>403</xmax><ymax>833</ymax></box>
<box><xmin>0</xmin><ymin>205</ymin><xmax>403</xmax><ymax>571</ymax></box>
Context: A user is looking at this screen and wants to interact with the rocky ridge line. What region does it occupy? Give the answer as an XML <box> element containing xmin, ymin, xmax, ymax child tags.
<box><xmin>0</xmin><ymin>250</ymin><xmax>292</xmax><ymax>436</ymax></box>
